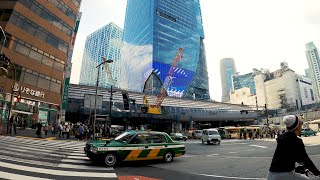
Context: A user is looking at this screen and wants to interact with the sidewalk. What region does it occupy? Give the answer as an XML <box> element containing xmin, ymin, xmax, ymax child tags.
<box><xmin>2</xmin><ymin>128</ymin><xmax>79</xmax><ymax>141</ymax></box>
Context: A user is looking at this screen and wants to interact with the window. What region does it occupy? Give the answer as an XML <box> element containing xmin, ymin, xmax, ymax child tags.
<box><xmin>37</xmin><ymin>77</ymin><xmax>50</xmax><ymax>90</ymax></box>
<box><xmin>29</xmin><ymin>50</ymin><xmax>42</xmax><ymax>62</ymax></box>
<box><xmin>23</xmin><ymin>72</ymin><xmax>38</xmax><ymax>86</ymax></box>
<box><xmin>151</xmin><ymin>134</ymin><xmax>167</xmax><ymax>143</ymax></box>
<box><xmin>129</xmin><ymin>133</ymin><xmax>152</xmax><ymax>144</ymax></box>
<box><xmin>50</xmin><ymin>81</ymin><xmax>61</xmax><ymax>93</ymax></box>
<box><xmin>15</xmin><ymin>43</ymin><xmax>30</xmax><ymax>56</ymax></box>
<box><xmin>54</xmin><ymin>61</ymin><xmax>64</xmax><ymax>71</ymax></box>
<box><xmin>42</xmin><ymin>56</ymin><xmax>54</xmax><ymax>67</ymax></box>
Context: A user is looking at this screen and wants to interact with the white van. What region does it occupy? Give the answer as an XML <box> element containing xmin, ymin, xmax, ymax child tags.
<box><xmin>202</xmin><ymin>129</ymin><xmax>221</xmax><ymax>145</ymax></box>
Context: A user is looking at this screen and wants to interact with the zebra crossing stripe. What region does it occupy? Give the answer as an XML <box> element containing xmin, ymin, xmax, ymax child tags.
<box><xmin>66</xmin><ymin>155</ymin><xmax>89</xmax><ymax>160</ymax></box>
<box><xmin>61</xmin><ymin>158</ymin><xmax>92</xmax><ymax>164</ymax></box>
<box><xmin>0</xmin><ymin>138</ymin><xmax>84</xmax><ymax>150</ymax></box>
<box><xmin>57</xmin><ymin>163</ymin><xmax>113</xmax><ymax>170</ymax></box>
<box><xmin>0</xmin><ymin>161</ymin><xmax>117</xmax><ymax>178</ymax></box>
<box><xmin>2</xmin><ymin>136</ymin><xmax>86</xmax><ymax>147</ymax></box>
<box><xmin>0</xmin><ymin>171</ymin><xmax>51</xmax><ymax>180</ymax></box>
<box><xmin>2</xmin><ymin>136</ymin><xmax>85</xmax><ymax>146</ymax></box>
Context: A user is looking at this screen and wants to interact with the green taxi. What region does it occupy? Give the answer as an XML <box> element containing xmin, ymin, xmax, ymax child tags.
<box><xmin>84</xmin><ymin>131</ymin><xmax>186</xmax><ymax>167</ymax></box>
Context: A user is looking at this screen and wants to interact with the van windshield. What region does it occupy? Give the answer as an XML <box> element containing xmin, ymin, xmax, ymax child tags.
<box><xmin>208</xmin><ymin>131</ymin><xmax>218</xmax><ymax>135</ymax></box>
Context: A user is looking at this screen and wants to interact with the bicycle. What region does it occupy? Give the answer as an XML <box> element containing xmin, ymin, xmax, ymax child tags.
<box><xmin>295</xmin><ymin>164</ymin><xmax>320</xmax><ymax>179</ymax></box>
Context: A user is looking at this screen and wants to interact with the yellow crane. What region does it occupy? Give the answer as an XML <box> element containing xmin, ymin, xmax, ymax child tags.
<box><xmin>142</xmin><ymin>48</ymin><xmax>184</xmax><ymax>114</ymax></box>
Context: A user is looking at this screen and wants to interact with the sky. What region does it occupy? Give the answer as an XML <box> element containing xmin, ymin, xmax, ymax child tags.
<box><xmin>70</xmin><ymin>0</ymin><xmax>320</xmax><ymax>102</ymax></box>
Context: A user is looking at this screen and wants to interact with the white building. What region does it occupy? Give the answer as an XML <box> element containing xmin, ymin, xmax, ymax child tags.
<box><xmin>305</xmin><ymin>42</ymin><xmax>320</xmax><ymax>101</ymax></box>
<box><xmin>254</xmin><ymin>64</ymin><xmax>315</xmax><ymax>110</ymax></box>
<box><xmin>229</xmin><ymin>87</ymin><xmax>258</xmax><ymax>107</ymax></box>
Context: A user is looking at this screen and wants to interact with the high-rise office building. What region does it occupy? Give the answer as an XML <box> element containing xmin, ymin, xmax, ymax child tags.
<box><xmin>232</xmin><ymin>71</ymin><xmax>258</xmax><ymax>95</ymax></box>
<box><xmin>0</xmin><ymin>0</ymin><xmax>81</xmax><ymax>131</ymax></box>
<box><xmin>305</xmin><ymin>42</ymin><xmax>320</xmax><ymax>101</ymax></box>
<box><xmin>220</xmin><ymin>58</ymin><xmax>236</xmax><ymax>102</ymax></box>
<box><xmin>119</xmin><ymin>0</ymin><xmax>209</xmax><ymax>100</ymax></box>
<box><xmin>79</xmin><ymin>23</ymin><xmax>123</xmax><ymax>87</ymax></box>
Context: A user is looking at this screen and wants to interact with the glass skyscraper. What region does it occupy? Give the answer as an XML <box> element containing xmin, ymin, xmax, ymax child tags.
<box><xmin>220</xmin><ymin>58</ymin><xmax>236</xmax><ymax>102</ymax></box>
<box><xmin>305</xmin><ymin>42</ymin><xmax>320</xmax><ymax>101</ymax></box>
<box><xmin>79</xmin><ymin>23</ymin><xmax>123</xmax><ymax>87</ymax></box>
<box><xmin>232</xmin><ymin>72</ymin><xmax>256</xmax><ymax>95</ymax></box>
<box><xmin>119</xmin><ymin>0</ymin><xmax>209</xmax><ymax>100</ymax></box>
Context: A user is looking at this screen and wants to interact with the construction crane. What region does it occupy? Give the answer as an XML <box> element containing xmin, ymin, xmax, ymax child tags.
<box><xmin>102</xmin><ymin>57</ymin><xmax>115</xmax><ymax>86</ymax></box>
<box><xmin>142</xmin><ymin>48</ymin><xmax>184</xmax><ymax>114</ymax></box>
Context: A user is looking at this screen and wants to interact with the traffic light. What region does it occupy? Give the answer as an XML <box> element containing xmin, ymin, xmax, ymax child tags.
<box><xmin>0</xmin><ymin>53</ymin><xmax>10</xmax><ymax>77</ymax></box>
<box><xmin>122</xmin><ymin>93</ymin><xmax>130</xmax><ymax>110</ymax></box>
<box><xmin>17</xmin><ymin>93</ymin><xmax>21</xmax><ymax>103</ymax></box>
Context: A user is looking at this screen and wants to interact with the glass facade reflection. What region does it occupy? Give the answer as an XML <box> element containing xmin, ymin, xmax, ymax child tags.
<box><xmin>220</xmin><ymin>58</ymin><xmax>236</xmax><ymax>102</ymax></box>
<box><xmin>80</xmin><ymin>23</ymin><xmax>123</xmax><ymax>87</ymax></box>
<box><xmin>232</xmin><ymin>73</ymin><xmax>256</xmax><ymax>95</ymax></box>
<box><xmin>119</xmin><ymin>0</ymin><xmax>209</xmax><ymax>99</ymax></box>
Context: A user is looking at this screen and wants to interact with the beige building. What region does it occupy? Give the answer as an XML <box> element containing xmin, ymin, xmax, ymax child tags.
<box><xmin>229</xmin><ymin>87</ymin><xmax>258</xmax><ymax>107</ymax></box>
<box><xmin>255</xmin><ymin>66</ymin><xmax>315</xmax><ymax>110</ymax></box>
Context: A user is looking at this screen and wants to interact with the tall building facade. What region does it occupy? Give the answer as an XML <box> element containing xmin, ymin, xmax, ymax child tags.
<box><xmin>119</xmin><ymin>0</ymin><xmax>209</xmax><ymax>100</ymax></box>
<box><xmin>0</xmin><ymin>0</ymin><xmax>81</xmax><ymax>132</ymax></box>
<box><xmin>220</xmin><ymin>58</ymin><xmax>236</xmax><ymax>102</ymax></box>
<box><xmin>305</xmin><ymin>42</ymin><xmax>320</xmax><ymax>101</ymax></box>
<box><xmin>79</xmin><ymin>23</ymin><xmax>123</xmax><ymax>87</ymax></box>
<box><xmin>232</xmin><ymin>71</ymin><xmax>257</xmax><ymax>95</ymax></box>
<box><xmin>254</xmin><ymin>64</ymin><xmax>315</xmax><ymax>110</ymax></box>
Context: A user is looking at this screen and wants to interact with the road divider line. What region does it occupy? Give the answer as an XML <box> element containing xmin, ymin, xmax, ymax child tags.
<box><xmin>192</xmin><ymin>172</ymin><xmax>267</xmax><ymax>179</ymax></box>
<box><xmin>250</xmin><ymin>145</ymin><xmax>268</xmax><ymax>149</ymax></box>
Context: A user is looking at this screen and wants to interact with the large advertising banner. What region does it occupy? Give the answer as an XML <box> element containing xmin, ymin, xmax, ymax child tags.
<box><xmin>61</xmin><ymin>12</ymin><xmax>82</xmax><ymax>117</ymax></box>
<box><xmin>144</xmin><ymin>61</ymin><xmax>195</xmax><ymax>98</ymax></box>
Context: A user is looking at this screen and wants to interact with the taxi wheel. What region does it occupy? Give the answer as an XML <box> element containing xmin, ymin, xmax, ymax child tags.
<box><xmin>104</xmin><ymin>153</ymin><xmax>118</xmax><ymax>167</ymax></box>
<box><xmin>163</xmin><ymin>151</ymin><xmax>174</xmax><ymax>163</ymax></box>
<box><xmin>217</xmin><ymin>141</ymin><xmax>221</xmax><ymax>145</ymax></box>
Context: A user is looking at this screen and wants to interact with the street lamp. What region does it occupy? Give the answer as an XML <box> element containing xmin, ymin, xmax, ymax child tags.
<box><xmin>93</xmin><ymin>58</ymin><xmax>113</xmax><ymax>140</ymax></box>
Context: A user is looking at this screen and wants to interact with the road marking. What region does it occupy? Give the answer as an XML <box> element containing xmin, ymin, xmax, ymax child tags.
<box><xmin>306</xmin><ymin>144</ymin><xmax>320</xmax><ymax>147</ymax></box>
<box><xmin>207</xmin><ymin>154</ymin><xmax>219</xmax><ymax>156</ymax></box>
<box><xmin>57</xmin><ymin>163</ymin><xmax>113</xmax><ymax>170</ymax></box>
<box><xmin>66</xmin><ymin>155</ymin><xmax>89</xmax><ymax>160</ymax></box>
<box><xmin>0</xmin><ymin>171</ymin><xmax>51</xmax><ymax>180</ymax></box>
<box><xmin>0</xmin><ymin>161</ymin><xmax>117</xmax><ymax>178</ymax></box>
<box><xmin>192</xmin><ymin>172</ymin><xmax>267</xmax><ymax>179</ymax></box>
<box><xmin>229</xmin><ymin>152</ymin><xmax>238</xmax><ymax>154</ymax></box>
<box><xmin>61</xmin><ymin>158</ymin><xmax>92</xmax><ymax>164</ymax></box>
<box><xmin>250</xmin><ymin>145</ymin><xmax>268</xmax><ymax>149</ymax></box>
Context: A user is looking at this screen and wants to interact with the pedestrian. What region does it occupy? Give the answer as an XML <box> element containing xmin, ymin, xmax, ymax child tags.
<box><xmin>44</xmin><ymin>122</ymin><xmax>49</xmax><ymax>135</ymax></box>
<box><xmin>58</xmin><ymin>123</ymin><xmax>63</xmax><ymax>137</ymax></box>
<box><xmin>79</xmin><ymin>124</ymin><xmax>84</xmax><ymax>140</ymax></box>
<box><xmin>65</xmin><ymin>125</ymin><xmax>70</xmax><ymax>139</ymax></box>
<box><xmin>36</xmin><ymin>122</ymin><xmax>42</xmax><ymax>137</ymax></box>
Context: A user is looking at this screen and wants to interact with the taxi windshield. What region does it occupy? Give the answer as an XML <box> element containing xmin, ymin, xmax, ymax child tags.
<box><xmin>115</xmin><ymin>132</ymin><xmax>135</xmax><ymax>143</ymax></box>
<box><xmin>176</xmin><ymin>133</ymin><xmax>183</xmax><ymax>136</ymax></box>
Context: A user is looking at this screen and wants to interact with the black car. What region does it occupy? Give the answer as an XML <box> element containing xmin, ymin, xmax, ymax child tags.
<box><xmin>170</xmin><ymin>133</ymin><xmax>188</xmax><ymax>141</ymax></box>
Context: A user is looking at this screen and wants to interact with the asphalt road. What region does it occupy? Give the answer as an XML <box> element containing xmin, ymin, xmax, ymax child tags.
<box><xmin>115</xmin><ymin>139</ymin><xmax>320</xmax><ymax>180</ymax></box>
<box><xmin>0</xmin><ymin>136</ymin><xmax>319</xmax><ymax>180</ymax></box>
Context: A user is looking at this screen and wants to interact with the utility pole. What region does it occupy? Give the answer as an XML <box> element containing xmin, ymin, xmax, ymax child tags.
<box><xmin>265</xmin><ymin>103</ymin><xmax>269</xmax><ymax>126</ymax></box>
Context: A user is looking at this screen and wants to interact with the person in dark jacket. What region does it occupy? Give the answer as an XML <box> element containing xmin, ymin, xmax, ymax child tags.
<box><xmin>267</xmin><ymin>115</ymin><xmax>320</xmax><ymax>180</ymax></box>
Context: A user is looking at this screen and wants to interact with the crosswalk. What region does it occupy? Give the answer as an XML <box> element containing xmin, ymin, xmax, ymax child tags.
<box><xmin>0</xmin><ymin>136</ymin><xmax>118</xmax><ymax>180</ymax></box>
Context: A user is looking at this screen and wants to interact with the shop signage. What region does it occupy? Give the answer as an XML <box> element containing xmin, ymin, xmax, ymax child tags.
<box><xmin>12</xmin><ymin>83</ymin><xmax>45</xmax><ymax>98</ymax></box>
